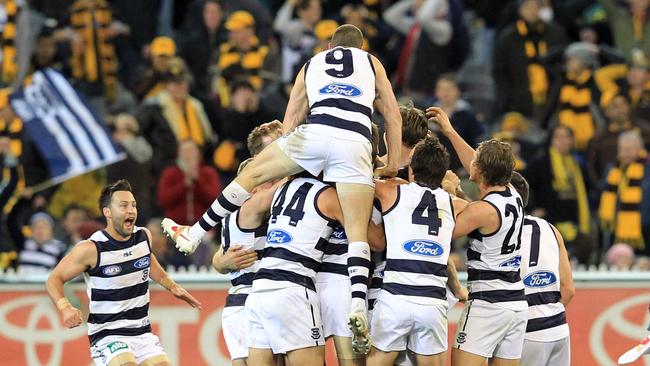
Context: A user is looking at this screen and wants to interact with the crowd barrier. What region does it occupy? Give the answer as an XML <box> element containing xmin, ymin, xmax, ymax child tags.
<box><xmin>0</xmin><ymin>268</ymin><xmax>649</xmax><ymax>366</ymax></box>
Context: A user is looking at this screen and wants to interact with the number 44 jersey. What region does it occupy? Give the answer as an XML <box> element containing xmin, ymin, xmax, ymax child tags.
<box><xmin>382</xmin><ymin>182</ymin><xmax>455</xmax><ymax>305</ymax></box>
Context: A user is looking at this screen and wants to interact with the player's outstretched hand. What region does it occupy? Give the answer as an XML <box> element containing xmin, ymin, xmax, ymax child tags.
<box><xmin>441</xmin><ymin>170</ymin><xmax>461</xmax><ymax>195</ymax></box>
<box><xmin>61</xmin><ymin>306</ymin><xmax>83</xmax><ymax>328</ymax></box>
<box><xmin>170</xmin><ymin>284</ymin><xmax>202</xmax><ymax>310</ymax></box>
<box><xmin>455</xmin><ymin>286</ymin><xmax>469</xmax><ymax>303</ymax></box>
<box><xmin>374</xmin><ymin>165</ymin><xmax>398</xmax><ymax>179</ymax></box>
<box><xmin>224</xmin><ymin>244</ymin><xmax>258</xmax><ymax>271</ymax></box>
<box><xmin>425</xmin><ymin>107</ymin><xmax>453</xmax><ymax>136</ymax></box>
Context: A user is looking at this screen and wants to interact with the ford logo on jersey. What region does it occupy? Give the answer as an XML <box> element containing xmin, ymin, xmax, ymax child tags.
<box><xmin>267</xmin><ymin>229</ymin><xmax>293</xmax><ymax>244</ymax></box>
<box><xmin>133</xmin><ymin>257</ymin><xmax>150</xmax><ymax>269</ymax></box>
<box><xmin>402</xmin><ymin>240</ymin><xmax>443</xmax><ymax>257</ymax></box>
<box><xmin>318</xmin><ymin>83</ymin><xmax>363</xmax><ymax>97</ymax></box>
<box><xmin>102</xmin><ymin>265</ymin><xmax>122</xmax><ymax>276</ymax></box>
<box><xmin>523</xmin><ymin>271</ymin><xmax>557</xmax><ymax>288</ymax></box>
<box><xmin>499</xmin><ymin>255</ymin><xmax>521</xmax><ymax>268</ymax></box>
<box><xmin>332</xmin><ymin>229</ymin><xmax>347</xmax><ymax>240</ymax></box>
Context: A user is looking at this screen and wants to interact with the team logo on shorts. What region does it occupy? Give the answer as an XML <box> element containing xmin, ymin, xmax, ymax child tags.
<box><xmin>402</xmin><ymin>240</ymin><xmax>443</xmax><ymax>257</ymax></box>
<box><xmin>499</xmin><ymin>255</ymin><xmax>521</xmax><ymax>268</ymax></box>
<box><xmin>133</xmin><ymin>257</ymin><xmax>150</xmax><ymax>269</ymax></box>
<box><xmin>318</xmin><ymin>83</ymin><xmax>363</xmax><ymax>97</ymax></box>
<box><xmin>267</xmin><ymin>229</ymin><xmax>293</xmax><ymax>244</ymax></box>
<box><xmin>311</xmin><ymin>327</ymin><xmax>321</xmax><ymax>340</ymax></box>
<box><xmin>107</xmin><ymin>341</ymin><xmax>129</xmax><ymax>353</ymax></box>
<box><xmin>523</xmin><ymin>270</ymin><xmax>557</xmax><ymax>288</ymax></box>
<box><xmin>102</xmin><ymin>265</ymin><xmax>122</xmax><ymax>276</ymax></box>
<box><xmin>456</xmin><ymin>332</ymin><xmax>467</xmax><ymax>344</ymax></box>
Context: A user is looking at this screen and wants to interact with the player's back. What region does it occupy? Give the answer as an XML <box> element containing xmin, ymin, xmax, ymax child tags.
<box><xmin>519</xmin><ymin>215</ymin><xmax>569</xmax><ymax>341</ymax></box>
<box><xmin>253</xmin><ymin>177</ymin><xmax>335</xmax><ymax>293</ymax></box>
<box><xmin>221</xmin><ymin>210</ymin><xmax>267</xmax><ymax>298</ymax></box>
<box><xmin>84</xmin><ymin>227</ymin><xmax>152</xmax><ymax>345</ymax></box>
<box><xmin>305</xmin><ymin>46</ymin><xmax>376</xmax><ymax>142</ymax></box>
<box><xmin>467</xmin><ymin>186</ymin><xmax>527</xmax><ymax>311</ymax></box>
<box><xmin>382</xmin><ymin>182</ymin><xmax>455</xmax><ymax>305</ymax></box>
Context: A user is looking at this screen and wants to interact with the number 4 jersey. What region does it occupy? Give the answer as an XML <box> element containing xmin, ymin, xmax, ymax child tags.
<box><xmin>382</xmin><ymin>182</ymin><xmax>455</xmax><ymax>305</ymax></box>
<box><xmin>305</xmin><ymin>46</ymin><xmax>376</xmax><ymax>142</ymax></box>
<box><xmin>466</xmin><ymin>186</ymin><xmax>528</xmax><ymax>311</ymax></box>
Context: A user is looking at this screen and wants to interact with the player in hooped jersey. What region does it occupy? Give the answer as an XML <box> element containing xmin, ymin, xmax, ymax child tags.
<box><xmin>428</xmin><ymin>107</ymin><xmax>527</xmax><ymax>366</ymax></box>
<box><xmin>162</xmin><ymin>25</ymin><xmax>402</xmax><ymax>350</ymax></box>
<box><xmin>368</xmin><ymin>137</ymin><xmax>469</xmax><ymax>366</ymax></box>
<box><xmin>510</xmin><ymin>172</ymin><xmax>575</xmax><ymax>366</ymax></box>
<box><xmin>211</xmin><ymin>122</ymin><xmax>284</xmax><ymax>366</ymax></box>
<box><xmin>46</xmin><ymin>180</ymin><xmax>201</xmax><ymax>366</ymax></box>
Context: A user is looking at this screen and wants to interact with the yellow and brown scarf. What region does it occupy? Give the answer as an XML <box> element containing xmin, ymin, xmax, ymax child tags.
<box><xmin>157</xmin><ymin>91</ymin><xmax>213</xmax><ymax>147</ymax></box>
<box><xmin>558</xmin><ymin>70</ymin><xmax>595</xmax><ymax>151</ymax></box>
<box><xmin>216</xmin><ymin>36</ymin><xmax>269</xmax><ymax>107</ymax></box>
<box><xmin>0</xmin><ymin>87</ymin><xmax>24</xmax><ymax>213</ymax></box>
<box><xmin>549</xmin><ymin>147</ymin><xmax>591</xmax><ymax>239</ymax></box>
<box><xmin>516</xmin><ymin>20</ymin><xmax>548</xmax><ymax>106</ymax></box>
<box><xmin>70</xmin><ymin>0</ymin><xmax>118</xmax><ymax>101</ymax></box>
<box><xmin>599</xmin><ymin>154</ymin><xmax>647</xmax><ymax>250</ymax></box>
<box><xmin>0</xmin><ymin>0</ymin><xmax>19</xmax><ymax>85</ymax></box>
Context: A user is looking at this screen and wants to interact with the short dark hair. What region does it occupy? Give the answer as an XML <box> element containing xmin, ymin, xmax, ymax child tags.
<box><xmin>510</xmin><ymin>171</ymin><xmax>529</xmax><ymax>207</ymax></box>
<box><xmin>410</xmin><ymin>136</ymin><xmax>450</xmax><ymax>187</ymax></box>
<box><xmin>230</xmin><ymin>78</ymin><xmax>255</xmax><ymax>94</ymax></box>
<box><xmin>400</xmin><ymin>104</ymin><xmax>428</xmax><ymax>148</ymax></box>
<box><xmin>436</xmin><ymin>72</ymin><xmax>458</xmax><ymax>86</ymax></box>
<box><xmin>331</xmin><ymin>24</ymin><xmax>364</xmax><ymax>48</ymax></box>
<box><xmin>99</xmin><ymin>179</ymin><xmax>133</xmax><ymax>218</ymax></box>
<box><xmin>476</xmin><ymin>139</ymin><xmax>515</xmax><ymax>186</ymax></box>
<box><xmin>63</xmin><ymin>203</ymin><xmax>88</xmax><ymax>219</ymax></box>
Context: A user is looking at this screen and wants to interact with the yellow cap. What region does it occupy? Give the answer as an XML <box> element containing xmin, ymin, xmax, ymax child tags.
<box><xmin>151</xmin><ymin>36</ymin><xmax>176</xmax><ymax>57</ymax></box>
<box><xmin>225</xmin><ymin>11</ymin><xmax>255</xmax><ymax>31</ymax></box>
<box><xmin>315</xmin><ymin>20</ymin><xmax>339</xmax><ymax>41</ymax></box>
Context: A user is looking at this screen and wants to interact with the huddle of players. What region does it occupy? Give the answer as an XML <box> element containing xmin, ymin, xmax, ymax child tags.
<box><xmin>213</xmin><ymin>106</ymin><xmax>575</xmax><ymax>366</ymax></box>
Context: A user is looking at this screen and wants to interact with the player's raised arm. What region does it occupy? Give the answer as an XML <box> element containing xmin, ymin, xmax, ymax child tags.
<box><xmin>46</xmin><ymin>240</ymin><xmax>97</xmax><ymax>328</ymax></box>
<box><xmin>282</xmin><ymin>65</ymin><xmax>309</xmax><ymax>134</ymax></box>
<box><xmin>426</xmin><ymin>106</ymin><xmax>475</xmax><ymax>173</ymax></box>
<box><xmin>372</xmin><ymin>55</ymin><xmax>402</xmax><ymax>178</ymax></box>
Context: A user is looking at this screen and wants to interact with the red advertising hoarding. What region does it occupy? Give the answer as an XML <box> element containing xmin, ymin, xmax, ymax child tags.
<box><xmin>0</xmin><ymin>285</ymin><xmax>648</xmax><ymax>365</ymax></box>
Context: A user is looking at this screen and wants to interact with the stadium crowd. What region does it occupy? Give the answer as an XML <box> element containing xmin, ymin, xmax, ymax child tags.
<box><xmin>0</xmin><ymin>0</ymin><xmax>648</xmax><ymax>272</ymax></box>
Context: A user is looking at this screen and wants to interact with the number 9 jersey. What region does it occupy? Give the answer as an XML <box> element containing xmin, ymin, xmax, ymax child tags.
<box><xmin>305</xmin><ymin>46</ymin><xmax>376</xmax><ymax>142</ymax></box>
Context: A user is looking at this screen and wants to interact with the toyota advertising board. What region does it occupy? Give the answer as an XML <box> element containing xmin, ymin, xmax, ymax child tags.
<box><xmin>0</xmin><ymin>277</ymin><xmax>648</xmax><ymax>366</ymax></box>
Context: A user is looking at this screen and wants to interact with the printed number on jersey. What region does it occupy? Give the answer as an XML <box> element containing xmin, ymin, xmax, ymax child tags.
<box><xmin>271</xmin><ymin>182</ymin><xmax>313</xmax><ymax>226</ymax></box>
<box><xmin>411</xmin><ymin>191</ymin><xmax>442</xmax><ymax>235</ymax></box>
<box><xmin>325</xmin><ymin>48</ymin><xmax>354</xmax><ymax>78</ymax></box>
<box><xmin>500</xmin><ymin>198</ymin><xmax>524</xmax><ymax>255</ymax></box>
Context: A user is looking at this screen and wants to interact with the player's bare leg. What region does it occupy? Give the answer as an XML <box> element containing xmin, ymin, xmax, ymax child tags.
<box><xmin>106</xmin><ymin>352</ymin><xmax>137</xmax><ymax>366</ymax></box>
<box><xmin>333</xmin><ymin>336</ymin><xmax>366</xmax><ymax>366</ymax></box>
<box><xmin>413</xmin><ymin>352</ymin><xmax>446</xmax><ymax>366</ymax></box>
<box><xmin>284</xmin><ymin>346</ymin><xmax>325</xmax><ymax>366</ymax></box>
<box><xmin>249</xmin><ymin>348</ymin><xmax>277</xmax><ymax>366</ymax></box>
<box><xmin>231</xmin><ymin>359</ymin><xmax>247</xmax><ymax>366</ymax></box>
<box><xmin>337</xmin><ymin>183</ymin><xmax>374</xmax><ymax>354</ymax></box>
<box><xmin>489</xmin><ymin>357</ymin><xmax>520</xmax><ymax>366</ymax></box>
<box><xmin>163</xmin><ymin>141</ymin><xmax>303</xmax><ymax>253</ymax></box>
<box><xmin>366</xmin><ymin>347</ymin><xmax>398</xmax><ymax>366</ymax></box>
<box><xmin>452</xmin><ymin>348</ymin><xmax>488</xmax><ymax>366</ymax></box>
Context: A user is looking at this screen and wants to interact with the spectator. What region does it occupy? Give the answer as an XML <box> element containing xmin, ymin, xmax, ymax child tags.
<box><xmin>179</xmin><ymin>0</ymin><xmax>226</xmax><ymax>96</ymax></box>
<box><xmin>274</xmin><ymin>0</ymin><xmax>322</xmax><ymax>82</ymax></box>
<box><xmin>543</xmin><ymin>42</ymin><xmax>605</xmax><ymax>153</ymax></box>
<box><xmin>598</xmin><ymin>0</ymin><xmax>650</xmax><ymax>60</ymax></box>
<box><xmin>132</xmin><ymin>36</ymin><xmax>177</xmax><ymax>101</ymax></box>
<box><xmin>215</xmin><ymin>78</ymin><xmax>277</xmax><ymax>175</ymax></box>
<box><xmin>493</xmin><ymin>0</ymin><xmax>566</xmax><ymax>119</ymax></box>
<box><xmin>216</xmin><ymin>10</ymin><xmax>274</xmax><ymax>108</ymax></box>
<box><xmin>432</xmin><ymin>73</ymin><xmax>485</xmax><ymax>173</ymax></box>
<box><xmin>137</xmin><ymin>57</ymin><xmax>216</xmax><ymax>178</ymax></box>
<box><xmin>312</xmin><ymin>19</ymin><xmax>338</xmax><ymax>54</ymax></box>
<box><xmin>106</xmin><ymin>113</ymin><xmax>154</xmax><ymax>224</ymax></box>
<box><xmin>596</xmin><ymin>51</ymin><xmax>650</xmax><ymax>122</ymax></box>
<box><xmin>17</xmin><ymin>212</ymin><xmax>66</xmax><ymax>274</ymax></box>
<box><xmin>55</xmin><ymin>204</ymin><xmax>89</xmax><ymax>246</ymax></box>
<box><xmin>606</xmin><ymin>243</ymin><xmax>635</xmax><ymax>270</ymax></box>
<box><xmin>157</xmin><ymin>139</ymin><xmax>221</xmax><ymax>227</ymax></box>
<box><xmin>588</xmin><ymin>94</ymin><xmax>650</xmax><ymax>184</ymax></box>
<box><xmin>497</xmin><ymin>111</ymin><xmax>539</xmax><ymax>163</ymax></box>
<box><xmin>146</xmin><ymin>217</ymin><xmax>172</xmax><ymax>269</ymax></box>
<box><xmin>525</xmin><ymin>125</ymin><xmax>592</xmax><ymax>262</ymax></box>
<box><xmin>599</xmin><ymin>131</ymin><xmax>650</xmax><ymax>255</ymax></box>
<box><xmin>384</xmin><ymin>0</ymin><xmax>453</xmax><ymax>96</ymax></box>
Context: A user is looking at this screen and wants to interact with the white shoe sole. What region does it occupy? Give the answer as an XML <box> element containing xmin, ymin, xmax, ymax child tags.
<box><xmin>618</xmin><ymin>337</ymin><xmax>650</xmax><ymax>364</ymax></box>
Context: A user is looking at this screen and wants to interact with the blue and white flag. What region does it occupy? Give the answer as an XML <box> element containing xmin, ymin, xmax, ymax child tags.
<box><xmin>9</xmin><ymin>69</ymin><xmax>125</xmax><ymax>186</ymax></box>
